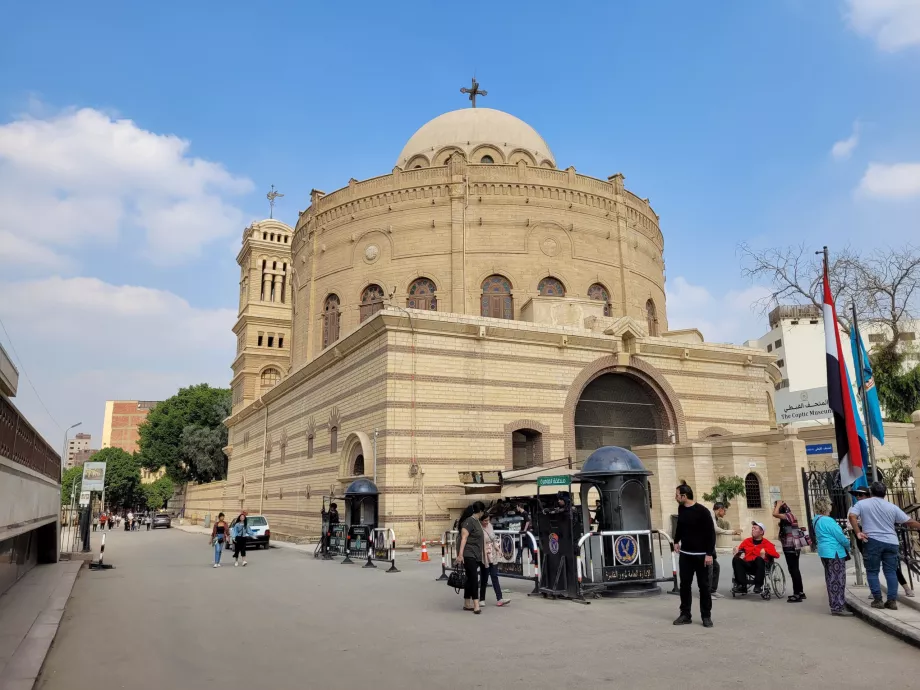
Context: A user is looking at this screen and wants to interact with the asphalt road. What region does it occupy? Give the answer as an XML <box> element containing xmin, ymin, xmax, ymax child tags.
<box><xmin>37</xmin><ymin>528</ymin><xmax>920</xmax><ymax>690</ymax></box>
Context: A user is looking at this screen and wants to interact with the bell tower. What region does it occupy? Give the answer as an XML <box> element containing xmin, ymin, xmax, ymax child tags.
<box><xmin>231</xmin><ymin>219</ymin><xmax>294</xmax><ymax>414</ymax></box>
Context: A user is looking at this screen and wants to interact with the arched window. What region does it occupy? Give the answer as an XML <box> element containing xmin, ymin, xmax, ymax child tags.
<box><xmin>323</xmin><ymin>294</ymin><xmax>340</xmax><ymax>347</ymax></box>
<box><xmin>360</xmin><ymin>284</ymin><xmax>385</xmax><ymax>321</ymax></box>
<box><xmin>480</xmin><ymin>155</ymin><xmax>494</xmax><ymax>164</ymax></box>
<box><xmin>646</xmin><ymin>299</ymin><xmax>659</xmax><ymax>337</ymax></box>
<box><xmin>538</xmin><ymin>277</ymin><xmax>565</xmax><ymax>297</ymax></box>
<box><xmin>588</xmin><ymin>283</ymin><xmax>611</xmax><ymax>317</ymax></box>
<box><xmin>353</xmin><ymin>454</ymin><xmax>364</xmax><ymax>476</ymax></box>
<box><xmin>481</xmin><ymin>275</ymin><xmax>513</xmax><ymax>319</ymax></box>
<box><xmin>745</xmin><ymin>473</ymin><xmax>762</xmax><ymax>509</ymax></box>
<box><xmin>407</xmin><ymin>278</ymin><xmax>437</xmax><ymax>310</ymax></box>
<box><xmin>330</xmin><ymin>426</ymin><xmax>338</xmax><ymax>454</ymax></box>
<box><xmin>261</xmin><ymin>368</ymin><xmax>281</xmax><ymax>390</ymax></box>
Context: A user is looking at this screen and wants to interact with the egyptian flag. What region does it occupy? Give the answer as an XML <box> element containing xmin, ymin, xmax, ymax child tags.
<box><xmin>823</xmin><ymin>265</ymin><xmax>865</xmax><ymax>487</ymax></box>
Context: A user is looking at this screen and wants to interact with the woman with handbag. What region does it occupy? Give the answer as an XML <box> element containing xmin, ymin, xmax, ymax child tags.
<box><xmin>773</xmin><ymin>500</ymin><xmax>806</xmax><ymax>602</ymax></box>
<box><xmin>210</xmin><ymin>512</ymin><xmax>229</xmax><ymax>568</ymax></box>
<box><xmin>812</xmin><ymin>498</ymin><xmax>854</xmax><ymax>616</ymax></box>
<box><xmin>454</xmin><ymin>501</ymin><xmax>486</xmax><ymax>614</ymax></box>
<box><xmin>480</xmin><ymin>512</ymin><xmax>510</xmax><ymax>607</ymax></box>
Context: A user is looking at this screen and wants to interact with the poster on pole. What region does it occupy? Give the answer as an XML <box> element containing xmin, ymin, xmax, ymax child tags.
<box><xmin>774</xmin><ymin>387</ymin><xmax>833</xmax><ymax>424</ymax></box>
<box><xmin>79</xmin><ymin>490</ymin><xmax>91</xmax><ymax>507</ymax></box>
<box><xmin>81</xmin><ymin>462</ymin><xmax>107</xmax><ymax>492</ymax></box>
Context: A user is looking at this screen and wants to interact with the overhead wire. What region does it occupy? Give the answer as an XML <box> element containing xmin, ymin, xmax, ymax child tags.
<box><xmin>0</xmin><ymin>315</ymin><xmax>63</xmax><ymax>432</ymax></box>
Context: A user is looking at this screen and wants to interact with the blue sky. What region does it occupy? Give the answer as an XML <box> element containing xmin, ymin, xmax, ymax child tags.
<box><xmin>2</xmin><ymin>0</ymin><xmax>919</xmax><ymax>448</ymax></box>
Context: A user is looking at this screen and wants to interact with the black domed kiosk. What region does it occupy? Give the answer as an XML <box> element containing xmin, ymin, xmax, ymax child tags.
<box><xmin>574</xmin><ymin>446</ymin><xmax>666</xmax><ymax>597</ymax></box>
<box><xmin>339</xmin><ymin>478</ymin><xmax>378</xmax><ymax>563</ymax></box>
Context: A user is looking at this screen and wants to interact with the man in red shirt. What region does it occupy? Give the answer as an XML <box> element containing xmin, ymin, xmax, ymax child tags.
<box><xmin>731</xmin><ymin>522</ymin><xmax>780</xmax><ymax>594</ymax></box>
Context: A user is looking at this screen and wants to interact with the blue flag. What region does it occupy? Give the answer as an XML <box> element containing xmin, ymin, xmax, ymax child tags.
<box><xmin>850</xmin><ymin>325</ymin><xmax>885</xmax><ymax>446</ymax></box>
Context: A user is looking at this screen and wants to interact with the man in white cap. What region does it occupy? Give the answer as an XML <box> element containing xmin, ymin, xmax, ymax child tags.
<box><xmin>731</xmin><ymin>521</ymin><xmax>780</xmax><ymax>594</ymax></box>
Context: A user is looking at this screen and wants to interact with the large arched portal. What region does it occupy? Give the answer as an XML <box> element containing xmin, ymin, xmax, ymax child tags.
<box><xmin>574</xmin><ymin>373</ymin><xmax>669</xmax><ymax>462</ymax></box>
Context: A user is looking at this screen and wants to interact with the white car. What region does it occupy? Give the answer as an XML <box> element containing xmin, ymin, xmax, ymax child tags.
<box><xmin>226</xmin><ymin>515</ymin><xmax>271</xmax><ymax>549</ymax></box>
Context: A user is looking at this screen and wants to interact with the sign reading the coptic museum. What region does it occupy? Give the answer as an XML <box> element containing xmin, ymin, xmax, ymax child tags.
<box><xmin>536</xmin><ymin>475</ymin><xmax>571</xmax><ymax>487</ymax></box>
<box><xmin>774</xmin><ymin>387</ymin><xmax>833</xmax><ymax>424</ymax></box>
<box><xmin>81</xmin><ymin>462</ymin><xmax>107</xmax><ymax>492</ymax></box>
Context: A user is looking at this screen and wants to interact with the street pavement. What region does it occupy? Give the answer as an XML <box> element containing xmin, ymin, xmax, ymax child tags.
<box><xmin>36</xmin><ymin>528</ymin><xmax>920</xmax><ymax>690</ymax></box>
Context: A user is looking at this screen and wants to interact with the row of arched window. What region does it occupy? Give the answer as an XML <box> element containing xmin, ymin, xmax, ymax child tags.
<box><xmin>320</xmin><ymin>276</ymin><xmax>660</xmax><ymax>347</ymax></box>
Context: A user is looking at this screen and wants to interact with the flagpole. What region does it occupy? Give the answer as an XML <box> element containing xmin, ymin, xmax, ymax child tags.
<box><xmin>850</xmin><ymin>303</ymin><xmax>879</xmax><ymax>483</ymax></box>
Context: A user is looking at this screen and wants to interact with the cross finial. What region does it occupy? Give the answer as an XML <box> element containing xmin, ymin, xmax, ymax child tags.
<box><xmin>460</xmin><ymin>77</ymin><xmax>487</xmax><ymax>108</ymax></box>
<box><xmin>266</xmin><ymin>184</ymin><xmax>284</xmax><ymax>219</ymax></box>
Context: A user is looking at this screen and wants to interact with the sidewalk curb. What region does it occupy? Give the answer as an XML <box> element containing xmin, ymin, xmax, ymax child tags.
<box><xmin>845</xmin><ymin>590</ymin><xmax>920</xmax><ymax>649</ymax></box>
<box><xmin>1</xmin><ymin>561</ymin><xmax>83</xmax><ymax>690</ymax></box>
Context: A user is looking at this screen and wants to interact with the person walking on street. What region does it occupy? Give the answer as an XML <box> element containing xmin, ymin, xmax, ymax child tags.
<box><xmin>673</xmin><ymin>483</ymin><xmax>716</xmax><ymax>628</ymax></box>
<box><xmin>848</xmin><ymin>481</ymin><xmax>920</xmax><ymax>610</ymax></box>
<box><xmin>231</xmin><ymin>512</ymin><xmax>254</xmax><ymax>566</ymax></box>
<box><xmin>479</xmin><ymin>513</ymin><xmax>510</xmax><ymax>607</ymax></box>
<box><xmin>145</xmin><ymin>514</ymin><xmax>151</xmax><ymax>531</ymax></box>
<box><xmin>92</xmin><ymin>515</ymin><xmax>99</xmax><ymax>532</ymax></box>
<box><xmin>773</xmin><ymin>500</ymin><xmax>807</xmax><ymax>603</ymax></box>
<box><xmin>812</xmin><ymin>498</ymin><xmax>853</xmax><ymax>617</ymax></box>
<box><xmin>709</xmin><ymin>502</ymin><xmax>741</xmax><ymax>599</ymax></box>
<box><xmin>210</xmin><ymin>512</ymin><xmax>230</xmax><ymax>567</ymax></box>
<box><xmin>454</xmin><ymin>501</ymin><xmax>486</xmax><ymax>614</ymax></box>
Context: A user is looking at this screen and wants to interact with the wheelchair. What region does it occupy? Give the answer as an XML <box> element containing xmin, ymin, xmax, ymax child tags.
<box><xmin>731</xmin><ymin>557</ymin><xmax>786</xmax><ymax>600</ymax></box>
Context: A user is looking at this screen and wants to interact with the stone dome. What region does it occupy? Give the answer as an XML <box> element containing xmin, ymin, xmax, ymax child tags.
<box><xmin>578</xmin><ymin>446</ymin><xmax>651</xmax><ymax>476</ymax></box>
<box><xmin>396</xmin><ymin>108</ymin><xmax>555</xmax><ymax>168</ymax></box>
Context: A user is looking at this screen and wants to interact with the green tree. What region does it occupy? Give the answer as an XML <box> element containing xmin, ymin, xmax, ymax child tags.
<box><xmin>92</xmin><ymin>447</ymin><xmax>142</xmax><ymax>510</ymax></box>
<box><xmin>61</xmin><ymin>466</ymin><xmax>83</xmax><ymax>505</ymax></box>
<box><xmin>871</xmin><ymin>343</ymin><xmax>920</xmax><ymax>423</ymax></box>
<box><xmin>137</xmin><ymin>384</ymin><xmax>231</xmax><ymax>483</ymax></box>
<box><xmin>142</xmin><ymin>476</ymin><xmax>175</xmax><ymax>511</ymax></box>
<box><xmin>703</xmin><ymin>475</ymin><xmax>746</xmax><ymax>508</ymax></box>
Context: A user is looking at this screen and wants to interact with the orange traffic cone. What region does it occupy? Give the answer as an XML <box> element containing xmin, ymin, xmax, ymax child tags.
<box><xmin>419</xmin><ymin>540</ymin><xmax>430</xmax><ymax>562</ymax></box>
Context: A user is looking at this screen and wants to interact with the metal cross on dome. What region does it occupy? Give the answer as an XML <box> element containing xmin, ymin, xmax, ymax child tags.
<box><xmin>266</xmin><ymin>184</ymin><xmax>284</xmax><ymax>219</ymax></box>
<box><xmin>460</xmin><ymin>77</ymin><xmax>487</xmax><ymax>108</ymax></box>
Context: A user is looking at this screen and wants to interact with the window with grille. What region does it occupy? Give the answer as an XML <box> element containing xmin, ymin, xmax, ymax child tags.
<box><xmin>407</xmin><ymin>278</ymin><xmax>437</xmax><ymax>310</ymax></box>
<box><xmin>261</xmin><ymin>368</ymin><xmax>281</xmax><ymax>389</ymax></box>
<box><xmin>538</xmin><ymin>277</ymin><xmax>565</xmax><ymax>297</ymax></box>
<box><xmin>868</xmin><ymin>333</ymin><xmax>885</xmax><ymax>343</ymax></box>
<box><xmin>774</xmin><ymin>339</ymin><xmax>782</xmax><ymax>349</ymax></box>
<box><xmin>480</xmin><ymin>155</ymin><xmax>494</xmax><ymax>164</ymax></box>
<box><xmin>766</xmin><ymin>344</ymin><xmax>772</xmax><ymax>353</ymax></box>
<box><xmin>587</xmin><ymin>283</ymin><xmax>611</xmax><ymax>316</ymax></box>
<box><xmin>323</xmin><ymin>294</ymin><xmax>340</xmax><ymax>347</ymax></box>
<box><xmin>646</xmin><ymin>299</ymin><xmax>659</xmax><ymax>336</ymax></box>
<box><xmin>353</xmin><ymin>454</ymin><xmax>364</xmax><ymax>476</ymax></box>
<box><xmin>745</xmin><ymin>473</ymin><xmax>762</xmax><ymax>509</ymax></box>
<box><xmin>360</xmin><ymin>284</ymin><xmax>385</xmax><ymax>321</ymax></box>
<box><xmin>481</xmin><ymin>275</ymin><xmax>513</xmax><ymax>319</ymax></box>
<box><xmin>900</xmin><ymin>332</ymin><xmax>916</xmax><ymax>341</ymax></box>
<box><xmin>776</xmin><ymin>359</ymin><xmax>784</xmax><ymax>368</ymax></box>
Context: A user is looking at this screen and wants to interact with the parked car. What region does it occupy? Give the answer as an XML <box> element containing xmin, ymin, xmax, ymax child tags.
<box><xmin>152</xmin><ymin>513</ymin><xmax>172</xmax><ymax>529</ymax></box>
<box><xmin>226</xmin><ymin>515</ymin><xmax>271</xmax><ymax>549</ymax></box>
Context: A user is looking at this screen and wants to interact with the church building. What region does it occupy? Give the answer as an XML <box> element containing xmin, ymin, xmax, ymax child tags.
<box><xmin>182</xmin><ymin>97</ymin><xmax>920</xmax><ymax>544</ymax></box>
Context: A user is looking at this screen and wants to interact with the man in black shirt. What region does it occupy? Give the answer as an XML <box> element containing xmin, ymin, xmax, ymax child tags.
<box><xmin>673</xmin><ymin>483</ymin><xmax>716</xmax><ymax>628</ymax></box>
<box><xmin>514</xmin><ymin>504</ymin><xmax>534</xmax><ymax>564</ymax></box>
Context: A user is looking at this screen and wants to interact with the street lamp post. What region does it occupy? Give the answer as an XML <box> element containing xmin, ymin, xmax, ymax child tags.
<box><xmin>61</xmin><ymin>422</ymin><xmax>82</xmax><ymax>472</ymax></box>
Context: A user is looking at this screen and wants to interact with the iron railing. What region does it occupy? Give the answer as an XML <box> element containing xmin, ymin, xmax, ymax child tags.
<box><xmin>0</xmin><ymin>395</ymin><xmax>60</xmax><ymax>482</ymax></box>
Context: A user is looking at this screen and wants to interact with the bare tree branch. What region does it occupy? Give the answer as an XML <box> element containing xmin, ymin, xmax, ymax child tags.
<box><xmin>738</xmin><ymin>243</ymin><xmax>920</xmax><ymax>346</ymax></box>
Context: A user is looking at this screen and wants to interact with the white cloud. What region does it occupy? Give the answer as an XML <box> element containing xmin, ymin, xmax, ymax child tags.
<box><xmin>831</xmin><ymin>121</ymin><xmax>860</xmax><ymax>160</ymax></box>
<box><xmin>0</xmin><ymin>107</ymin><xmax>253</xmax><ymax>268</ymax></box>
<box><xmin>0</xmin><ymin>277</ymin><xmax>236</xmax><ymax>446</ymax></box>
<box><xmin>857</xmin><ymin>162</ymin><xmax>920</xmax><ymax>198</ymax></box>
<box><xmin>666</xmin><ymin>276</ymin><xmax>771</xmax><ymax>345</ymax></box>
<box><xmin>845</xmin><ymin>0</ymin><xmax>920</xmax><ymax>51</ymax></box>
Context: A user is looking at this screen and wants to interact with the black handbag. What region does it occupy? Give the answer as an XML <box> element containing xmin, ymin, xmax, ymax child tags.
<box><xmin>447</xmin><ymin>565</ymin><xmax>467</xmax><ymax>593</ymax></box>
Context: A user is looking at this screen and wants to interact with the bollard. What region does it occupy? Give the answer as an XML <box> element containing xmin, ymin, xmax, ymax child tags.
<box><xmin>342</xmin><ymin>535</ymin><xmax>354</xmax><ymax>564</ymax></box>
<box><xmin>436</xmin><ymin>541</ymin><xmax>448</xmax><ymax>581</ymax></box>
<box><xmin>387</xmin><ymin>537</ymin><xmax>400</xmax><ymax>573</ymax></box>
<box><xmin>531</xmin><ymin>545</ymin><xmax>541</xmax><ymax>594</ymax></box>
<box><xmin>668</xmin><ymin>549</ymin><xmax>679</xmax><ymax>595</ymax></box>
<box><xmin>88</xmin><ymin>532</ymin><xmax>114</xmax><ymax>570</ymax></box>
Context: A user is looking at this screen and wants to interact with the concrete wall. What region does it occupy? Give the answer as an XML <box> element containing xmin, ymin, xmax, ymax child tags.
<box><xmin>0</xmin><ymin>457</ymin><xmax>59</xmax><ymax>542</ymax></box>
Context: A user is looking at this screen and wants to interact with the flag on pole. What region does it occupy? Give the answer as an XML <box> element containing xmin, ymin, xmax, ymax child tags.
<box><xmin>850</xmin><ymin>325</ymin><xmax>885</xmax><ymax>446</ymax></box>
<box><xmin>822</xmin><ymin>265</ymin><xmax>865</xmax><ymax>487</ymax></box>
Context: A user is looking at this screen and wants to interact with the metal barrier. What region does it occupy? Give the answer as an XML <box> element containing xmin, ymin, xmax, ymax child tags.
<box><xmin>576</xmin><ymin>529</ymin><xmax>677</xmax><ymax>598</ymax></box>
<box><xmin>364</xmin><ymin>528</ymin><xmax>400</xmax><ymax>573</ymax></box>
<box><xmin>438</xmin><ymin>529</ymin><xmax>540</xmax><ymax>592</ymax></box>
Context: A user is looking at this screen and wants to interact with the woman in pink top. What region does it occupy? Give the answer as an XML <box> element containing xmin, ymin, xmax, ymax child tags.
<box><xmin>479</xmin><ymin>513</ymin><xmax>510</xmax><ymax>607</ymax></box>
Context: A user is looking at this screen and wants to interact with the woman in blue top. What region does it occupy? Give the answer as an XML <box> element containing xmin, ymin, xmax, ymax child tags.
<box><xmin>812</xmin><ymin>498</ymin><xmax>853</xmax><ymax>617</ymax></box>
<box><xmin>231</xmin><ymin>513</ymin><xmax>255</xmax><ymax>567</ymax></box>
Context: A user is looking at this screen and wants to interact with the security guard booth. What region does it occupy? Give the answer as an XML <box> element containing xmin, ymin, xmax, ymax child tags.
<box><xmin>343</xmin><ymin>478</ymin><xmax>379</xmax><ymax>562</ymax></box>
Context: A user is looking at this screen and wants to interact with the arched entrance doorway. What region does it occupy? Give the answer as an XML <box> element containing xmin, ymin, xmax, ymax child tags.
<box><xmin>574</xmin><ymin>373</ymin><xmax>669</xmax><ymax>463</ymax></box>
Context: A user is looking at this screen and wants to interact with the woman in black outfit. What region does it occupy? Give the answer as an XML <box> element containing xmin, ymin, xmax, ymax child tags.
<box><xmin>773</xmin><ymin>500</ymin><xmax>806</xmax><ymax>602</ymax></box>
<box><xmin>454</xmin><ymin>501</ymin><xmax>486</xmax><ymax>614</ymax></box>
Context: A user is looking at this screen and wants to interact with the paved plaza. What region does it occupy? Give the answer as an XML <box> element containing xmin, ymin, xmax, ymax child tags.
<box><xmin>31</xmin><ymin>528</ymin><xmax>919</xmax><ymax>690</ymax></box>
